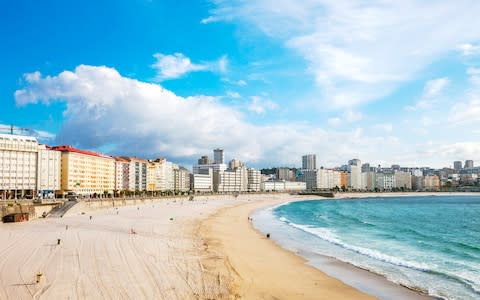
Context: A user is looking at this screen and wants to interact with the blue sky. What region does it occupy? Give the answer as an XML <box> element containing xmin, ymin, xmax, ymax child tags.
<box><xmin>2</xmin><ymin>0</ymin><xmax>480</xmax><ymax>168</ymax></box>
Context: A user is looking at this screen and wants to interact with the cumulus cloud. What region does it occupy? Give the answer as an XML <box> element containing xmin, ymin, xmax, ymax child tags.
<box><xmin>373</xmin><ymin>123</ymin><xmax>393</xmax><ymax>133</ymax></box>
<box><xmin>327</xmin><ymin>117</ymin><xmax>341</xmax><ymax>126</ymax></box>
<box><xmin>152</xmin><ymin>53</ymin><xmax>227</xmax><ymax>81</ymax></box>
<box><xmin>247</xmin><ymin>96</ymin><xmax>278</xmax><ymax>114</ymax></box>
<box><xmin>205</xmin><ymin>0</ymin><xmax>480</xmax><ymax>109</ymax></box>
<box><xmin>405</xmin><ymin>77</ymin><xmax>450</xmax><ymax>111</ymax></box>
<box><xmin>14</xmin><ymin>64</ymin><xmax>431</xmax><ymax>167</ymax></box>
<box><xmin>226</xmin><ymin>91</ymin><xmax>241</xmax><ymax>98</ymax></box>
<box><xmin>458</xmin><ymin>43</ymin><xmax>480</xmax><ymax>56</ymax></box>
<box><xmin>449</xmin><ymin>68</ymin><xmax>480</xmax><ymax>123</ymax></box>
<box><xmin>327</xmin><ymin>110</ymin><xmax>363</xmax><ymax>126</ymax></box>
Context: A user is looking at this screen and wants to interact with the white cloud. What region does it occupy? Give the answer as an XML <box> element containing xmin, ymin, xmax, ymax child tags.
<box><xmin>24</xmin><ymin>71</ymin><xmax>41</xmax><ymax>83</ymax></box>
<box><xmin>206</xmin><ymin>0</ymin><xmax>480</xmax><ymax>109</ymax></box>
<box><xmin>449</xmin><ymin>98</ymin><xmax>480</xmax><ymax>123</ymax></box>
<box><xmin>218</xmin><ymin>55</ymin><xmax>228</xmax><ymax>73</ymax></box>
<box><xmin>15</xmin><ymin>65</ymin><xmax>480</xmax><ymax>168</ymax></box>
<box><xmin>467</xmin><ymin>67</ymin><xmax>480</xmax><ymax>85</ymax></box>
<box><xmin>448</xmin><ymin>68</ymin><xmax>480</xmax><ymax>123</ymax></box>
<box><xmin>424</xmin><ymin>77</ymin><xmax>450</xmax><ymax>98</ymax></box>
<box><xmin>405</xmin><ymin>77</ymin><xmax>450</xmax><ymax>111</ymax></box>
<box><xmin>221</xmin><ymin>78</ymin><xmax>247</xmax><ymax>86</ymax></box>
<box><xmin>458</xmin><ymin>43</ymin><xmax>480</xmax><ymax>56</ymax></box>
<box><xmin>344</xmin><ymin>110</ymin><xmax>363</xmax><ymax>122</ymax></box>
<box><xmin>247</xmin><ymin>96</ymin><xmax>278</xmax><ymax>114</ymax></box>
<box><xmin>201</xmin><ymin>16</ymin><xmax>221</xmax><ymax>24</ymax></box>
<box><xmin>33</xmin><ymin>129</ymin><xmax>56</xmax><ymax>141</ymax></box>
<box><xmin>327</xmin><ymin>117</ymin><xmax>341</xmax><ymax>126</ymax></box>
<box><xmin>151</xmin><ymin>53</ymin><xmax>227</xmax><ymax>81</ymax></box>
<box><xmin>373</xmin><ymin>123</ymin><xmax>393</xmax><ymax>133</ymax></box>
<box><xmin>226</xmin><ymin>91</ymin><xmax>241</xmax><ymax>98</ymax></box>
<box><xmin>327</xmin><ymin>110</ymin><xmax>363</xmax><ymax>126</ymax></box>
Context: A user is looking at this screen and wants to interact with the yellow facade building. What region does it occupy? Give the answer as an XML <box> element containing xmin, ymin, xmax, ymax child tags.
<box><xmin>52</xmin><ymin>145</ymin><xmax>115</xmax><ymax>196</ymax></box>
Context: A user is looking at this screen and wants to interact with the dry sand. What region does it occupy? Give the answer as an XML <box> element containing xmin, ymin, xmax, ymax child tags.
<box><xmin>0</xmin><ymin>196</ymin><xmax>242</xmax><ymax>299</ymax></box>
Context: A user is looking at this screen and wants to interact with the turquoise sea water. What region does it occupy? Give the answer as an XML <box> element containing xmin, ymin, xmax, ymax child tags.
<box><xmin>252</xmin><ymin>196</ymin><xmax>480</xmax><ymax>300</ymax></box>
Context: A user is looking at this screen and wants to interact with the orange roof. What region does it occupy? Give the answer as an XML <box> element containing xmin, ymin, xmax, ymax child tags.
<box><xmin>114</xmin><ymin>156</ymin><xmax>130</xmax><ymax>162</ymax></box>
<box><xmin>51</xmin><ymin>145</ymin><xmax>113</xmax><ymax>159</ymax></box>
<box><xmin>120</xmin><ymin>156</ymin><xmax>148</xmax><ymax>163</ymax></box>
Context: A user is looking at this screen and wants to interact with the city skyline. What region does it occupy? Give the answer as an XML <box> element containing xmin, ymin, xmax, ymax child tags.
<box><xmin>2</xmin><ymin>1</ymin><xmax>480</xmax><ymax>168</ymax></box>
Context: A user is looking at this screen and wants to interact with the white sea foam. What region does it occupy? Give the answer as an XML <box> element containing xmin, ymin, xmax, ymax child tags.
<box><xmin>287</xmin><ymin>222</ymin><xmax>431</xmax><ymax>272</ymax></box>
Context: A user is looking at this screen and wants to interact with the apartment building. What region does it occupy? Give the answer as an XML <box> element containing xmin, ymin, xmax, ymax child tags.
<box><xmin>395</xmin><ymin>171</ymin><xmax>412</xmax><ymax>190</ymax></box>
<box><xmin>114</xmin><ymin>157</ymin><xmax>129</xmax><ymax>192</ymax></box>
<box><xmin>423</xmin><ymin>175</ymin><xmax>440</xmax><ymax>190</ymax></box>
<box><xmin>298</xmin><ymin>169</ymin><xmax>341</xmax><ymax>190</ymax></box>
<box><xmin>348</xmin><ymin>160</ymin><xmax>362</xmax><ymax>190</ymax></box>
<box><xmin>247</xmin><ymin>168</ymin><xmax>261</xmax><ymax>192</ymax></box>
<box><xmin>361</xmin><ymin>171</ymin><xmax>376</xmax><ymax>191</ymax></box>
<box><xmin>297</xmin><ymin>169</ymin><xmax>318</xmax><ymax>190</ymax></box>
<box><xmin>276</xmin><ymin>167</ymin><xmax>295</xmax><ymax>181</ymax></box>
<box><xmin>375</xmin><ymin>173</ymin><xmax>396</xmax><ymax>191</ymax></box>
<box><xmin>0</xmin><ymin>133</ymin><xmax>38</xmax><ymax>199</ymax></box>
<box><xmin>213</xmin><ymin>167</ymin><xmax>248</xmax><ymax>192</ymax></box>
<box><xmin>121</xmin><ymin>157</ymin><xmax>148</xmax><ymax>191</ymax></box>
<box><xmin>174</xmin><ymin>166</ymin><xmax>191</xmax><ymax>192</ymax></box>
<box><xmin>52</xmin><ymin>145</ymin><xmax>115</xmax><ymax>196</ymax></box>
<box><xmin>261</xmin><ymin>180</ymin><xmax>306</xmax><ymax>192</ymax></box>
<box><xmin>36</xmin><ymin>144</ymin><xmax>61</xmax><ymax>198</ymax></box>
<box><xmin>302</xmin><ymin>154</ymin><xmax>316</xmax><ymax>170</ymax></box>
<box><xmin>191</xmin><ymin>168</ymin><xmax>213</xmax><ymax>192</ymax></box>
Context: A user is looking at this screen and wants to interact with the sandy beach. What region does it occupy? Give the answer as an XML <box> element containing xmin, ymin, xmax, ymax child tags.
<box><xmin>0</xmin><ymin>192</ymin><xmax>445</xmax><ymax>299</ymax></box>
<box><xmin>199</xmin><ymin>195</ymin><xmax>375</xmax><ymax>299</ymax></box>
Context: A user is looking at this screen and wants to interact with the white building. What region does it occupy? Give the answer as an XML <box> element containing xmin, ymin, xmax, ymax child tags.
<box><xmin>174</xmin><ymin>166</ymin><xmax>191</xmax><ymax>192</ymax></box>
<box><xmin>298</xmin><ymin>169</ymin><xmax>341</xmax><ymax>190</ymax></box>
<box><xmin>261</xmin><ymin>180</ymin><xmax>306</xmax><ymax>192</ymax></box>
<box><xmin>284</xmin><ymin>181</ymin><xmax>306</xmax><ymax>191</ymax></box>
<box><xmin>146</xmin><ymin>158</ymin><xmax>176</xmax><ymax>192</ymax></box>
<box><xmin>0</xmin><ymin>133</ymin><xmax>38</xmax><ymax>199</ymax></box>
<box><xmin>318</xmin><ymin>169</ymin><xmax>341</xmax><ymax>189</ymax></box>
<box><xmin>193</xmin><ymin>163</ymin><xmax>227</xmax><ymax>174</ymax></box>
<box><xmin>191</xmin><ymin>168</ymin><xmax>213</xmax><ymax>192</ymax></box>
<box><xmin>247</xmin><ymin>168</ymin><xmax>261</xmax><ymax>192</ymax></box>
<box><xmin>36</xmin><ymin>144</ymin><xmax>61</xmax><ymax>198</ymax></box>
<box><xmin>411</xmin><ymin>169</ymin><xmax>423</xmax><ymax>177</ymax></box>
<box><xmin>122</xmin><ymin>157</ymin><xmax>148</xmax><ymax>191</ymax></box>
<box><xmin>348</xmin><ymin>161</ymin><xmax>362</xmax><ymax>190</ymax></box>
<box><xmin>361</xmin><ymin>171</ymin><xmax>376</xmax><ymax>191</ymax></box>
<box><xmin>114</xmin><ymin>157</ymin><xmax>130</xmax><ymax>192</ymax></box>
<box><xmin>213</xmin><ymin>167</ymin><xmax>248</xmax><ymax>192</ymax></box>
<box><xmin>376</xmin><ymin>173</ymin><xmax>396</xmax><ymax>191</ymax></box>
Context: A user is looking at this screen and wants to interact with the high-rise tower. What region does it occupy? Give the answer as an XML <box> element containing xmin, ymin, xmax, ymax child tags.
<box><xmin>213</xmin><ymin>148</ymin><xmax>224</xmax><ymax>164</ymax></box>
<box><xmin>464</xmin><ymin>160</ymin><xmax>474</xmax><ymax>169</ymax></box>
<box><xmin>302</xmin><ymin>154</ymin><xmax>316</xmax><ymax>170</ymax></box>
<box><xmin>453</xmin><ymin>161</ymin><xmax>462</xmax><ymax>171</ymax></box>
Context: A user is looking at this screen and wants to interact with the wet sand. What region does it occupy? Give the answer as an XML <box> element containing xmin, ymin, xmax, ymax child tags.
<box><xmin>200</xmin><ymin>196</ymin><xmax>375</xmax><ymax>299</ymax></box>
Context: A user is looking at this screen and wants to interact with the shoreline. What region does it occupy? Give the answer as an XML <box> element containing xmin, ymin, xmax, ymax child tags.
<box><xmin>199</xmin><ymin>194</ymin><xmax>375</xmax><ymax>299</ymax></box>
<box><xmin>199</xmin><ymin>193</ymin><xmax>442</xmax><ymax>299</ymax></box>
